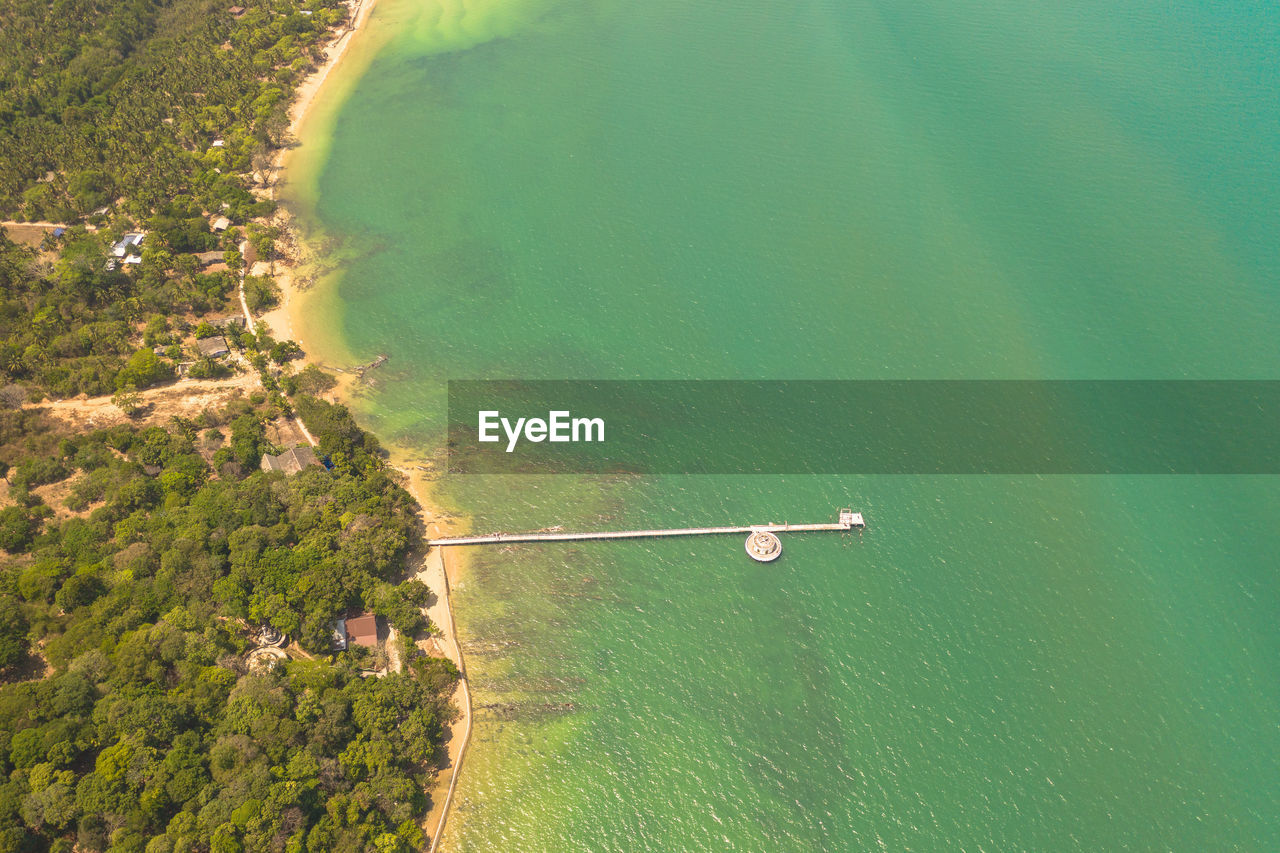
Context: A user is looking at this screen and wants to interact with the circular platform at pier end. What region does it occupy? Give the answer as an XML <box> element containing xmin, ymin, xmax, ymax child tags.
<box><xmin>745</xmin><ymin>530</ymin><xmax>782</xmax><ymax>562</ymax></box>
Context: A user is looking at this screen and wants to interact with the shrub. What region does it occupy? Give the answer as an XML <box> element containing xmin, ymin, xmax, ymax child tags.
<box><xmin>115</xmin><ymin>349</ymin><xmax>172</xmax><ymax>391</ymax></box>
<box><xmin>0</xmin><ymin>506</ymin><xmax>37</xmax><ymax>552</ymax></box>
<box><xmin>11</xmin><ymin>456</ymin><xmax>70</xmax><ymax>489</ymax></box>
<box><xmin>55</xmin><ymin>573</ymin><xmax>106</xmax><ymax>612</ymax></box>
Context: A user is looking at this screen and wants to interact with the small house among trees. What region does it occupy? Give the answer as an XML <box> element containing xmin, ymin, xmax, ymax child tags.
<box><xmin>211</xmin><ymin>315</ymin><xmax>246</xmax><ymax>331</ymax></box>
<box><xmin>332</xmin><ymin>612</ymin><xmax>380</xmax><ymax>651</ymax></box>
<box><xmin>260</xmin><ymin>445</ymin><xmax>321</xmax><ymax>475</ymax></box>
<box><xmin>111</xmin><ymin>232</ymin><xmax>145</xmax><ymax>257</ymax></box>
<box><xmin>195</xmin><ymin>335</ymin><xmax>230</xmax><ymax>358</ymax></box>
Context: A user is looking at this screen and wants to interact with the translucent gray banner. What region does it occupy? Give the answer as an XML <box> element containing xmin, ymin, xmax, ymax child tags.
<box><xmin>447</xmin><ymin>381</ymin><xmax>1280</xmax><ymax>474</ymax></box>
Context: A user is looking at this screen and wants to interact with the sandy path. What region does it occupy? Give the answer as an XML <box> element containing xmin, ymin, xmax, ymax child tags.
<box><xmin>424</xmin><ymin>547</ymin><xmax>472</xmax><ymax>853</ymax></box>
<box><xmin>236</xmin><ymin>239</ymin><xmax>258</xmax><ymax>336</ymax></box>
<box><xmin>0</xmin><ymin>220</ymin><xmax>69</xmax><ymax>228</ymax></box>
<box><xmin>0</xmin><ymin>221</ymin><xmax>81</xmax><ymax>249</ymax></box>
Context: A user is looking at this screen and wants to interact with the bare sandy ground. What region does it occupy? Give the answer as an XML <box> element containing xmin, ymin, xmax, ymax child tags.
<box><xmin>0</xmin><ymin>221</ymin><xmax>66</xmax><ymax>249</ymax></box>
<box><xmin>35</xmin><ymin>372</ymin><xmax>259</xmax><ymax>433</ymax></box>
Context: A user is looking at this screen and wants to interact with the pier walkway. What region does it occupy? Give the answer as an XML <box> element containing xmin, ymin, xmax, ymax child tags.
<box><xmin>426</xmin><ymin>509</ymin><xmax>864</xmax><ymax>548</ymax></box>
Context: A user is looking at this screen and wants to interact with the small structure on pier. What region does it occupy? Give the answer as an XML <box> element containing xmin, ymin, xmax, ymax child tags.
<box><xmin>745</xmin><ymin>530</ymin><xmax>783</xmax><ymax>562</ymax></box>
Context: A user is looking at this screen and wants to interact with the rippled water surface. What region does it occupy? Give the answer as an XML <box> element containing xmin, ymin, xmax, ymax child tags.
<box><xmin>290</xmin><ymin>0</ymin><xmax>1280</xmax><ymax>848</ymax></box>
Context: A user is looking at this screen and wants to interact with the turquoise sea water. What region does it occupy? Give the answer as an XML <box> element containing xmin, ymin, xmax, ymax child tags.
<box><xmin>291</xmin><ymin>0</ymin><xmax>1280</xmax><ymax>848</ymax></box>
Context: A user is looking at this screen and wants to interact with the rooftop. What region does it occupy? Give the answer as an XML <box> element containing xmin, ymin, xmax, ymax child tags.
<box><xmin>195</xmin><ymin>335</ymin><xmax>229</xmax><ymax>358</ymax></box>
<box><xmin>260</xmin><ymin>445</ymin><xmax>321</xmax><ymax>475</ymax></box>
<box><xmin>345</xmin><ymin>612</ymin><xmax>379</xmax><ymax>648</ymax></box>
<box><xmin>111</xmin><ymin>232</ymin><xmax>145</xmax><ymax>257</ymax></box>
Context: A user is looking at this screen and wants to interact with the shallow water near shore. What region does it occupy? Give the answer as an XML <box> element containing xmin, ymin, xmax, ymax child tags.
<box><xmin>287</xmin><ymin>0</ymin><xmax>1280</xmax><ymax>848</ymax></box>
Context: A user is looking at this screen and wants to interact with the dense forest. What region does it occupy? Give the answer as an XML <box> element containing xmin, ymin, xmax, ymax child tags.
<box><xmin>0</xmin><ymin>0</ymin><xmax>345</xmax><ymax>398</ymax></box>
<box><xmin>0</xmin><ymin>1</ymin><xmax>463</xmax><ymax>851</ymax></box>
<box><xmin>0</xmin><ymin>396</ymin><xmax>458</xmax><ymax>851</ymax></box>
<box><xmin>0</xmin><ymin>0</ymin><xmax>345</xmax><ymax>220</ymax></box>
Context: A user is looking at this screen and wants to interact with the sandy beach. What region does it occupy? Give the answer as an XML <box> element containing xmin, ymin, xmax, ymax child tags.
<box><xmin>396</xmin><ymin>466</ymin><xmax>474</xmax><ymax>852</ymax></box>
<box><xmin>255</xmin><ymin>0</ymin><xmax>375</xmax><ymax>355</ymax></box>
<box><xmin>287</xmin><ymin>0</ymin><xmax>377</xmax><ymax>151</ymax></box>
<box><xmin>259</xmin><ymin>1</ymin><xmax>477</xmax><ymax>848</ymax></box>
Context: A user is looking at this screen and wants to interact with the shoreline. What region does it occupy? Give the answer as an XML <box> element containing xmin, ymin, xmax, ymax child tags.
<box><xmin>285</xmin><ymin>0</ymin><xmax>377</xmax><ymax>161</ymax></box>
<box><xmin>259</xmin><ymin>2</ymin><xmax>476</xmax><ymax>849</ymax></box>
<box><xmin>396</xmin><ymin>465</ymin><xmax>474</xmax><ymax>853</ymax></box>
<box><xmin>255</xmin><ymin>0</ymin><xmax>376</xmax><ymax>359</ymax></box>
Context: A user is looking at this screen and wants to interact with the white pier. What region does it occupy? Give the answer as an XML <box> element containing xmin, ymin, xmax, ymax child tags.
<box><xmin>426</xmin><ymin>509</ymin><xmax>864</xmax><ymax>560</ymax></box>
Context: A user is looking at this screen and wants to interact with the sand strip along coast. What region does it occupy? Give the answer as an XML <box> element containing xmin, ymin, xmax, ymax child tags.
<box><xmin>265</xmin><ymin>2</ymin><xmax>476</xmax><ymax>848</ymax></box>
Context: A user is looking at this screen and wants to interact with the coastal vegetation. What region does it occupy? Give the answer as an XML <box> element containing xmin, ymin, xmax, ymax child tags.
<box><xmin>0</xmin><ymin>0</ymin><xmax>460</xmax><ymax>850</ymax></box>
<box><xmin>0</xmin><ymin>0</ymin><xmax>343</xmax><ymax>399</ymax></box>
<box><xmin>0</xmin><ymin>398</ymin><xmax>456</xmax><ymax>851</ymax></box>
<box><xmin>0</xmin><ymin>0</ymin><xmax>345</xmax><ymax>220</ymax></box>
